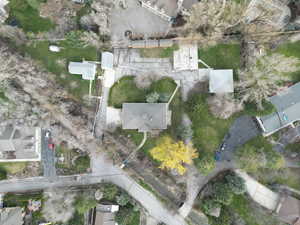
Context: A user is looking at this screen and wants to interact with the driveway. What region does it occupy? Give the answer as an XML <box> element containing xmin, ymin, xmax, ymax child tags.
<box><xmin>219</xmin><ymin>115</ymin><xmax>260</xmax><ymax>161</ymax></box>
<box><xmin>41</xmin><ymin>130</ymin><xmax>56</xmax><ymax>178</ymax></box>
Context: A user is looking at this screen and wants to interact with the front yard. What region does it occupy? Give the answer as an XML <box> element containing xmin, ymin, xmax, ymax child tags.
<box><xmin>22</xmin><ymin>41</ymin><xmax>99</xmax><ymax>101</ymax></box>
<box><xmin>139</xmin><ymin>45</ymin><xmax>179</xmax><ymax>58</ymax></box>
<box><xmin>55</xmin><ymin>144</ymin><xmax>90</xmax><ymax>175</ymax></box>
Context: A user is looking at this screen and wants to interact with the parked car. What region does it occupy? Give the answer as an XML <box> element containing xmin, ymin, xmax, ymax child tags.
<box><xmin>48</xmin><ymin>143</ymin><xmax>55</xmax><ymax>150</ymax></box>
<box><xmin>214</xmin><ymin>151</ymin><xmax>222</xmax><ymax>161</ymax></box>
<box><xmin>45</xmin><ymin>130</ymin><xmax>51</xmax><ymax>138</ymax></box>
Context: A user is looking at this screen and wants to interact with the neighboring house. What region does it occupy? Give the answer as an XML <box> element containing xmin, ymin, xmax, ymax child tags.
<box><xmin>68</xmin><ymin>61</ymin><xmax>97</xmax><ymax>80</ymax></box>
<box><xmin>0</xmin><ymin>207</ymin><xmax>24</xmax><ymax>225</ymax></box>
<box><xmin>0</xmin><ymin>0</ymin><xmax>8</xmax><ymax>23</ymax></box>
<box><xmin>92</xmin><ymin>204</ymin><xmax>119</xmax><ymax>225</ymax></box>
<box><xmin>173</xmin><ymin>44</ymin><xmax>198</xmax><ymax>71</ymax></box>
<box><xmin>122</xmin><ymin>103</ymin><xmax>171</xmax><ymax>132</ymax></box>
<box><xmin>256</xmin><ymin>82</ymin><xmax>300</xmax><ymax>136</ymax></box>
<box><xmin>275</xmin><ymin>195</ymin><xmax>300</xmax><ymax>225</ymax></box>
<box><xmin>0</xmin><ymin>125</ymin><xmax>41</xmax><ymax>162</ymax></box>
<box><xmin>209</xmin><ymin>69</ymin><xmax>234</xmax><ymax>93</ymax></box>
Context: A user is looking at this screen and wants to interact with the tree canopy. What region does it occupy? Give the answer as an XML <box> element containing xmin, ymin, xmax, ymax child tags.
<box><xmin>150</xmin><ymin>136</ymin><xmax>198</xmax><ymax>175</ymax></box>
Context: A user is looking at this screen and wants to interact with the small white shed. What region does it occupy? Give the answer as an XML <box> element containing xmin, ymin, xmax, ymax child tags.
<box><xmin>209</xmin><ymin>69</ymin><xmax>234</xmax><ymax>93</ymax></box>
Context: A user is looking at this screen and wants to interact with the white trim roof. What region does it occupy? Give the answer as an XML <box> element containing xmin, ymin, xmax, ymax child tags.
<box><xmin>68</xmin><ymin>61</ymin><xmax>96</xmax><ymax>80</ymax></box>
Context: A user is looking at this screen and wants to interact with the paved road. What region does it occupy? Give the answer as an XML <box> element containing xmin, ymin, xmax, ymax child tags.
<box><xmin>41</xmin><ymin>130</ymin><xmax>56</xmax><ymax>178</ymax></box>
<box><xmin>0</xmin><ymin>152</ymin><xmax>188</xmax><ymax>225</ymax></box>
<box><xmin>219</xmin><ymin>115</ymin><xmax>260</xmax><ymax>161</ymax></box>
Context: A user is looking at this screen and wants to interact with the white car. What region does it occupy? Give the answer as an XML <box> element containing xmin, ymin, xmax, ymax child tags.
<box><xmin>45</xmin><ymin>130</ymin><xmax>51</xmax><ymax>138</ymax></box>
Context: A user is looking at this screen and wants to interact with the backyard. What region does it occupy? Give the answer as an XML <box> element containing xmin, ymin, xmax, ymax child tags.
<box><xmin>7</xmin><ymin>0</ymin><xmax>54</xmax><ymax>33</ymax></box>
<box><xmin>198</xmin><ymin>43</ymin><xmax>241</xmax><ymax>79</ymax></box>
<box><xmin>274</xmin><ymin>40</ymin><xmax>300</xmax><ymax>82</ymax></box>
<box><xmin>21</xmin><ymin>41</ymin><xmax>99</xmax><ymax>101</ymax></box>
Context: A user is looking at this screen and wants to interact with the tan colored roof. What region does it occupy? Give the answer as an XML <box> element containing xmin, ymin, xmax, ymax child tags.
<box><xmin>278</xmin><ymin>196</ymin><xmax>300</xmax><ymax>225</ymax></box>
<box><xmin>0</xmin><ymin>207</ymin><xmax>24</xmax><ymax>225</ymax></box>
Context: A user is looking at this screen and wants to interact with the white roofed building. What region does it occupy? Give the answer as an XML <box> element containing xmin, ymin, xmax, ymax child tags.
<box><xmin>101</xmin><ymin>52</ymin><xmax>114</xmax><ymax>70</ymax></box>
<box><xmin>209</xmin><ymin>69</ymin><xmax>234</xmax><ymax>93</ymax></box>
<box><xmin>68</xmin><ymin>61</ymin><xmax>97</xmax><ymax>80</ymax></box>
<box><xmin>173</xmin><ymin>44</ymin><xmax>198</xmax><ymax>71</ymax></box>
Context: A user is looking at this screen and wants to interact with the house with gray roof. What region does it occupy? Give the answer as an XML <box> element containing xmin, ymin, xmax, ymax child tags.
<box><xmin>122</xmin><ymin>103</ymin><xmax>171</xmax><ymax>132</ymax></box>
<box><xmin>0</xmin><ymin>207</ymin><xmax>24</xmax><ymax>225</ymax></box>
<box><xmin>257</xmin><ymin>82</ymin><xmax>300</xmax><ymax>136</ymax></box>
<box><xmin>0</xmin><ymin>125</ymin><xmax>41</xmax><ymax>162</ymax></box>
<box><xmin>68</xmin><ymin>61</ymin><xmax>97</xmax><ymax>80</ymax></box>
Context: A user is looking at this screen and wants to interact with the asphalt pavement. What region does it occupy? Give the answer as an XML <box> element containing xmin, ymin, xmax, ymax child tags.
<box><xmin>219</xmin><ymin>115</ymin><xmax>260</xmax><ymax>161</ymax></box>
<box><xmin>41</xmin><ymin>129</ymin><xmax>57</xmax><ymax>178</ymax></box>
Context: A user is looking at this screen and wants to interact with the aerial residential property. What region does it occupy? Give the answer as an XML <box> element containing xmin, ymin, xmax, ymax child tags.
<box><xmin>0</xmin><ymin>125</ymin><xmax>41</xmax><ymax>162</ymax></box>
<box><xmin>257</xmin><ymin>82</ymin><xmax>300</xmax><ymax>136</ymax></box>
<box><xmin>0</xmin><ymin>0</ymin><xmax>300</xmax><ymax>225</ymax></box>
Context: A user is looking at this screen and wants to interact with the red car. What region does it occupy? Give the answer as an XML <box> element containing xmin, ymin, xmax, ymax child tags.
<box><xmin>48</xmin><ymin>143</ymin><xmax>55</xmax><ymax>150</ymax></box>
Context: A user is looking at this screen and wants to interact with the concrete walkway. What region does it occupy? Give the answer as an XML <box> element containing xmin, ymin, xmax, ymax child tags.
<box><xmin>235</xmin><ymin>170</ymin><xmax>280</xmax><ymax>211</ymax></box>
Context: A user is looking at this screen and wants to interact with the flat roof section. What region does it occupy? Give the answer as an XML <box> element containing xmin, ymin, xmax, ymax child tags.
<box><xmin>209</xmin><ymin>69</ymin><xmax>234</xmax><ymax>93</ymax></box>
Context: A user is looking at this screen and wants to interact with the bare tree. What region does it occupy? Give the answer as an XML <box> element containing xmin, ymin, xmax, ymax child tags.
<box><xmin>236</xmin><ymin>53</ymin><xmax>300</xmax><ymax>110</ymax></box>
<box><xmin>182</xmin><ymin>0</ymin><xmax>248</xmax><ymax>45</ymax></box>
<box><xmin>0</xmin><ymin>47</ymin><xmax>18</xmax><ymax>82</ymax></box>
<box><xmin>207</xmin><ymin>94</ymin><xmax>243</xmax><ymax>119</ymax></box>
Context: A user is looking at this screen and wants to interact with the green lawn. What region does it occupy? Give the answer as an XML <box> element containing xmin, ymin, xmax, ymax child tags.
<box><xmin>227</xmin><ymin>195</ymin><xmax>280</xmax><ymax>225</ymax></box>
<box><xmin>274</xmin><ymin>41</ymin><xmax>300</xmax><ymax>82</ymax></box>
<box><xmin>22</xmin><ymin>41</ymin><xmax>98</xmax><ymax>101</ymax></box>
<box><xmin>186</xmin><ymin>94</ymin><xmax>236</xmax><ymax>157</ymax></box>
<box><xmin>0</xmin><ymin>162</ymin><xmax>27</xmax><ymax>175</ymax></box>
<box><xmin>56</xmin><ymin>145</ymin><xmax>90</xmax><ymax>174</ymax></box>
<box><xmin>109</xmin><ymin>76</ymin><xmax>146</xmax><ymax>108</ymax></box>
<box><xmin>7</xmin><ymin>0</ymin><xmax>55</xmax><ymax>33</ymax></box>
<box><xmin>139</xmin><ymin>45</ymin><xmax>179</xmax><ymax>58</ymax></box>
<box><xmin>198</xmin><ymin>43</ymin><xmax>241</xmax><ymax>80</ymax></box>
<box><xmin>0</xmin><ymin>90</ymin><xmax>9</xmax><ymax>103</ymax></box>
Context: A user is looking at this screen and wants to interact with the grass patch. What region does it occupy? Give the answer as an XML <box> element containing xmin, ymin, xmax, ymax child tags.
<box><xmin>286</xmin><ymin>141</ymin><xmax>300</xmax><ymax>153</ymax></box>
<box><xmin>7</xmin><ymin>0</ymin><xmax>54</xmax><ymax>33</ymax></box>
<box><xmin>274</xmin><ymin>41</ymin><xmax>300</xmax><ymax>82</ymax></box>
<box><xmin>21</xmin><ymin>41</ymin><xmax>98</xmax><ymax>101</ymax></box>
<box><xmin>56</xmin><ymin>145</ymin><xmax>90</xmax><ymax>174</ymax></box>
<box><xmin>0</xmin><ymin>91</ymin><xmax>9</xmax><ymax>102</ymax></box>
<box><xmin>0</xmin><ymin>162</ymin><xmax>27</xmax><ymax>174</ymax></box>
<box><xmin>186</xmin><ymin>94</ymin><xmax>236</xmax><ymax>157</ymax></box>
<box><xmin>109</xmin><ymin>76</ymin><xmax>146</xmax><ymax>108</ymax></box>
<box><xmin>228</xmin><ymin>195</ymin><xmax>280</xmax><ymax>225</ymax></box>
<box><xmin>139</xmin><ymin>45</ymin><xmax>179</xmax><ymax>58</ymax></box>
<box><xmin>198</xmin><ymin>43</ymin><xmax>241</xmax><ymax>79</ymax></box>
<box><xmin>4</xmin><ymin>192</ymin><xmax>43</xmax><ymax>208</ymax></box>
<box><xmin>255</xmin><ymin>168</ymin><xmax>300</xmax><ymax>190</ymax></box>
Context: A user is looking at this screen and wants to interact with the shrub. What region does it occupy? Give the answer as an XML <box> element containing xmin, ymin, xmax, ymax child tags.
<box><xmin>176</xmin><ymin>124</ymin><xmax>193</xmax><ymax>140</ymax></box>
<box><xmin>201</xmin><ymin>198</ymin><xmax>221</xmax><ymax>215</ymax></box>
<box><xmin>225</xmin><ymin>173</ymin><xmax>246</xmax><ymax>195</ymax></box>
<box><xmin>194</xmin><ymin>155</ymin><xmax>216</xmax><ymax>175</ymax></box>
<box><xmin>209</xmin><ymin>208</ymin><xmax>233</xmax><ymax>225</ymax></box>
<box><xmin>74</xmin><ymin>155</ymin><xmax>90</xmax><ymax>173</ymax></box>
<box><xmin>116</xmin><ymin>193</ymin><xmax>130</xmax><ymax>206</ymax></box>
<box><xmin>146</xmin><ymin>92</ymin><xmax>160</xmax><ymax>103</ymax></box>
<box><xmin>213</xmin><ymin>183</ymin><xmax>234</xmax><ymax>205</ymax></box>
<box><xmin>0</xmin><ymin>167</ymin><xmax>7</xmax><ymax>180</ymax></box>
<box><xmin>102</xmin><ymin>184</ymin><xmax>119</xmax><ymax>201</ymax></box>
<box><xmin>74</xmin><ymin>195</ymin><xmax>97</xmax><ymax>214</ymax></box>
<box><xmin>65</xmin><ymin>31</ymin><xmax>87</xmax><ymax>48</ymax></box>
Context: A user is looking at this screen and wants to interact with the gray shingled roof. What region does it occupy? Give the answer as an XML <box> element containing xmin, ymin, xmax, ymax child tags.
<box><xmin>259</xmin><ymin>83</ymin><xmax>300</xmax><ymax>135</ymax></box>
<box><xmin>122</xmin><ymin>103</ymin><xmax>169</xmax><ymax>132</ymax></box>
